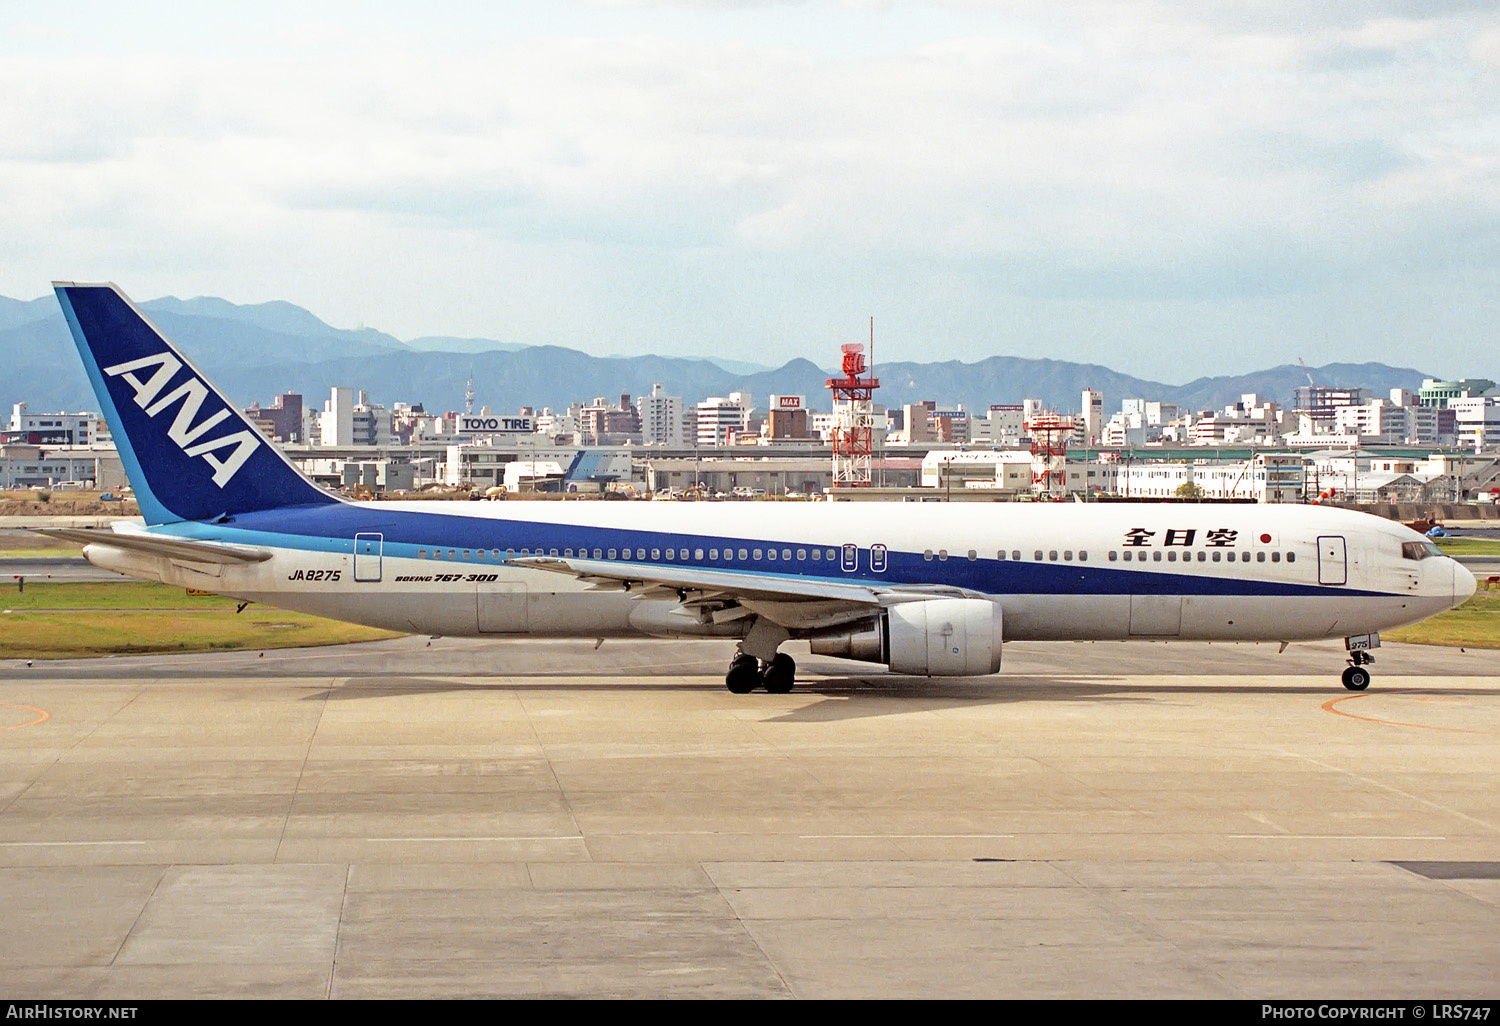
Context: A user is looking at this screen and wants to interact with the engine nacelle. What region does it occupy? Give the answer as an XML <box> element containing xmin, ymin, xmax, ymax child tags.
<box><xmin>811</xmin><ymin>598</ymin><xmax>1003</xmax><ymax>677</ymax></box>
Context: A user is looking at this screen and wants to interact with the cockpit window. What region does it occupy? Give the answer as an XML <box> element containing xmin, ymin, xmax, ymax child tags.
<box><xmin>1401</xmin><ymin>540</ymin><xmax>1444</xmax><ymax>561</ymax></box>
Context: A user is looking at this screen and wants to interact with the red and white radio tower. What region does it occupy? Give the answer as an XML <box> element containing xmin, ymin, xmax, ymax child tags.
<box><xmin>1026</xmin><ymin>413</ymin><xmax>1074</xmax><ymax>498</ymax></box>
<box><xmin>826</xmin><ymin>323</ymin><xmax>880</xmax><ymax>488</ymax></box>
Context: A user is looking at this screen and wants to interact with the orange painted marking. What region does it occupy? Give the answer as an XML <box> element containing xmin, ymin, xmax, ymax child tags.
<box><xmin>0</xmin><ymin>703</ymin><xmax>49</xmax><ymax>731</ymax></box>
<box><xmin>1322</xmin><ymin>694</ymin><xmax>1494</xmax><ymax>736</ymax></box>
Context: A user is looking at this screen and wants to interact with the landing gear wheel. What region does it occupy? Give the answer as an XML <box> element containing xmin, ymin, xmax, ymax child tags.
<box><xmin>726</xmin><ymin>654</ymin><xmax>760</xmax><ymax>694</ymax></box>
<box><xmin>762</xmin><ymin>653</ymin><xmax>796</xmax><ymax>694</ymax></box>
<box><xmin>1341</xmin><ymin>665</ymin><xmax>1371</xmax><ymax>691</ymax></box>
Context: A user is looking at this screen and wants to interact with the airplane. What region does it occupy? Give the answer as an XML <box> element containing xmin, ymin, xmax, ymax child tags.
<box><xmin>43</xmin><ymin>282</ymin><xmax>1477</xmax><ymax>694</ymax></box>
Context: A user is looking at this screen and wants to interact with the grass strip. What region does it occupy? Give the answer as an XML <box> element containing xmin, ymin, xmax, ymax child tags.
<box><xmin>0</xmin><ymin>547</ymin><xmax>86</xmax><ymax>559</ymax></box>
<box><xmin>1433</xmin><ymin>538</ymin><xmax>1500</xmax><ymax>556</ymax></box>
<box><xmin>1</xmin><ymin>609</ymin><xmax>402</xmax><ymax>659</ymax></box>
<box><xmin>1385</xmin><ymin>592</ymin><xmax>1500</xmax><ymax>649</ymax></box>
<box><xmin>0</xmin><ymin>582</ymin><xmax>402</xmax><ymax>658</ymax></box>
<box><xmin>0</xmin><ymin>581</ymin><xmax>239</xmax><ymax>610</ymax></box>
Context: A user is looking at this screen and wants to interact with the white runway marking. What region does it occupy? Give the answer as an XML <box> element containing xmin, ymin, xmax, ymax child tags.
<box><xmin>799</xmin><ymin>833</ymin><xmax>1016</xmax><ymax>839</ymax></box>
<box><xmin>0</xmin><ymin>840</ymin><xmax>148</xmax><ymax>847</ymax></box>
<box><xmin>366</xmin><ymin>835</ymin><xmax>586</xmax><ymax>842</ymax></box>
<box><xmin>1227</xmin><ymin>834</ymin><xmax>1445</xmax><ymax>840</ymax></box>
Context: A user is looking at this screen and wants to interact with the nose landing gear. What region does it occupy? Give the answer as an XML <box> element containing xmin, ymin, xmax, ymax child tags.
<box><xmin>1341</xmin><ymin>650</ymin><xmax>1373</xmax><ymax>691</ymax></box>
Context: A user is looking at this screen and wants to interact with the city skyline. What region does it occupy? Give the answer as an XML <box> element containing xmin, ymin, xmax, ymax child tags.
<box><xmin>4</xmin><ymin>286</ymin><xmax>1484</xmax><ymax>422</ymax></box>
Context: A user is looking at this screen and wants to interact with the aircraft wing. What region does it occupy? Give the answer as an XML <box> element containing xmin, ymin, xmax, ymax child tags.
<box><xmin>509</xmin><ymin>555</ymin><xmax>974</xmax><ymax>631</ymax></box>
<box><xmin>33</xmin><ymin>527</ymin><xmax>273</xmax><ymax>564</ymax></box>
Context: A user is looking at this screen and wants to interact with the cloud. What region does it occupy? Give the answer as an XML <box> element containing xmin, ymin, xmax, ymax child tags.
<box><xmin>0</xmin><ymin>3</ymin><xmax>1497</xmax><ymax>377</ymax></box>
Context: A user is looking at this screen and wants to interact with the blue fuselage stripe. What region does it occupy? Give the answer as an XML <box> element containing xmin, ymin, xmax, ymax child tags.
<box><xmin>149</xmin><ymin>505</ymin><xmax>1394</xmax><ymax>600</ymax></box>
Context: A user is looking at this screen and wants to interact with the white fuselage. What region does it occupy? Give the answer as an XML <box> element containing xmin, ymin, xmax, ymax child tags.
<box><xmin>83</xmin><ymin>500</ymin><xmax>1474</xmax><ymax>649</ymax></box>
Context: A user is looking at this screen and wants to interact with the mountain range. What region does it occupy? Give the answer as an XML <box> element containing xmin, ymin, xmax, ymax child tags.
<box><xmin>0</xmin><ymin>292</ymin><xmax>1436</xmax><ymax>422</ymax></box>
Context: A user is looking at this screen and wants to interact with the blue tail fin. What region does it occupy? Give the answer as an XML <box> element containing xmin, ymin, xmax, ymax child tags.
<box><xmin>54</xmin><ymin>282</ymin><xmax>339</xmax><ymax>525</ymax></box>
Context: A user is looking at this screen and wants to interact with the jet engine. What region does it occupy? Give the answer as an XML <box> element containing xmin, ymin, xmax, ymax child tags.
<box><xmin>810</xmin><ymin>597</ymin><xmax>1003</xmax><ymax>676</ymax></box>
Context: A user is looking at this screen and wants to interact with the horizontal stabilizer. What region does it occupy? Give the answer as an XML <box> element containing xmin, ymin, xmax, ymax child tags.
<box><xmin>34</xmin><ymin>528</ymin><xmax>272</xmax><ymax>564</ymax></box>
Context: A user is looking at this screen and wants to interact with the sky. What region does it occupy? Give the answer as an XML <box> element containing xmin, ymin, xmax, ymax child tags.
<box><xmin>2</xmin><ymin>1</ymin><xmax>1497</xmax><ymax>381</ymax></box>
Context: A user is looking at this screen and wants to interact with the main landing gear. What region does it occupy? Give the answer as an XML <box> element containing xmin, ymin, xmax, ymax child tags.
<box><xmin>724</xmin><ymin>652</ymin><xmax>797</xmax><ymax>694</ymax></box>
<box><xmin>1341</xmin><ymin>650</ymin><xmax>1373</xmax><ymax>692</ymax></box>
<box><xmin>726</xmin><ymin>618</ymin><xmax>796</xmax><ymax>694</ymax></box>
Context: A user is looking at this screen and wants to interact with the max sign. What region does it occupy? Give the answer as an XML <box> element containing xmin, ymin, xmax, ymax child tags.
<box><xmin>459</xmin><ymin>415</ymin><xmax>534</xmax><ymax>434</ymax></box>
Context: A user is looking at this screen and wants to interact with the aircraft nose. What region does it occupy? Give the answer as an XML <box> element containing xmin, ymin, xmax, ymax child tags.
<box><xmin>1453</xmin><ymin>560</ymin><xmax>1477</xmax><ymax>607</ymax></box>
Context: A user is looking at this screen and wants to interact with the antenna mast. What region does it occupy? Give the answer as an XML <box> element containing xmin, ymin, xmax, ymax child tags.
<box><xmin>827</xmin><ymin>323</ymin><xmax>880</xmax><ymax>490</ymax></box>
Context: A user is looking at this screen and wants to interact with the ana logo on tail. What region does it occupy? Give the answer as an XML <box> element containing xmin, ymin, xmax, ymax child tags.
<box><xmin>103</xmin><ymin>351</ymin><xmax>262</xmax><ymax>487</ymax></box>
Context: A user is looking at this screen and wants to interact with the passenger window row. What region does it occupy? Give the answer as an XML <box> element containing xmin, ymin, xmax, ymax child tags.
<box><xmin>984</xmin><ymin>548</ymin><xmax>1296</xmax><ymax>564</ymax></box>
<box><xmin>415</xmin><ymin>545</ymin><xmax>844</xmax><ymax>563</ymax></box>
<box><xmin>991</xmin><ymin>550</ymin><xmax>1089</xmax><ymax>562</ymax></box>
<box><xmin>922</xmin><ymin>548</ymin><xmax>1001</xmax><ymax>561</ymax></box>
<box><xmin>1105</xmin><ymin>550</ymin><xmax>1293</xmax><ymax>563</ymax></box>
<box><xmin>406</xmin><ymin>544</ymin><xmax>1294</xmax><ymax>568</ymax></box>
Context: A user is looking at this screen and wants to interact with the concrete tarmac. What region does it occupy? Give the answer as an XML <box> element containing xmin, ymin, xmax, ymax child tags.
<box><xmin>1</xmin><ymin>637</ymin><xmax>1497</xmax><ymax>999</ymax></box>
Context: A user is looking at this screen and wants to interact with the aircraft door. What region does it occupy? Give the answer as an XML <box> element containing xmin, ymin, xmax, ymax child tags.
<box><xmin>478</xmin><ymin>582</ymin><xmax>529</xmax><ymax>633</ymax></box>
<box><xmin>354</xmin><ymin>533</ymin><xmax>383</xmax><ymax>582</ymax></box>
<box><xmin>841</xmin><ymin>543</ymin><xmax>858</xmax><ymax>572</ymax></box>
<box><xmin>1129</xmin><ymin>564</ymin><xmax>1182</xmax><ymax>636</ymax></box>
<box><xmin>1128</xmin><ymin>589</ymin><xmax>1182</xmax><ymax>636</ymax></box>
<box><xmin>1317</xmin><ymin>535</ymin><xmax>1347</xmax><ymax>586</ymax></box>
